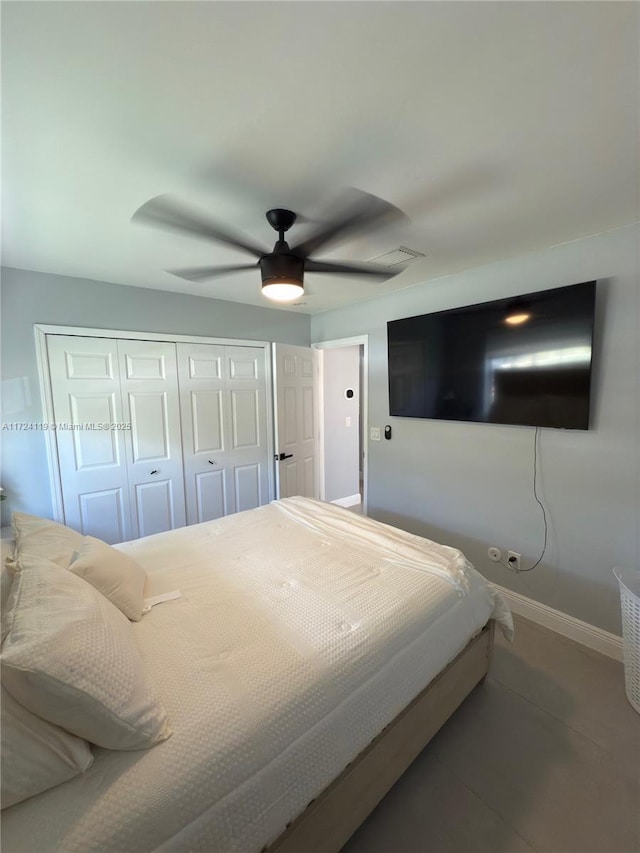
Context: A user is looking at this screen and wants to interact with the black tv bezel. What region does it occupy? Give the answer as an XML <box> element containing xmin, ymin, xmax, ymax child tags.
<box><xmin>386</xmin><ymin>280</ymin><xmax>597</xmax><ymax>430</ymax></box>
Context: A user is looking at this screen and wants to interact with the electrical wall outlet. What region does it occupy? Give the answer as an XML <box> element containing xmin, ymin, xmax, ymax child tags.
<box><xmin>488</xmin><ymin>547</ymin><xmax>502</xmax><ymax>562</ymax></box>
<box><xmin>370</xmin><ymin>427</ymin><xmax>381</xmax><ymax>441</ymax></box>
<box><xmin>507</xmin><ymin>551</ymin><xmax>521</xmax><ymax>571</ymax></box>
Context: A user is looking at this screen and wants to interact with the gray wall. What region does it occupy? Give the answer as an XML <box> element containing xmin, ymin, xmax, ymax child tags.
<box><xmin>0</xmin><ymin>267</ymin><xmax>310</xmax><ymax>521</ymax></box>
<box><xmin>322</xmin><ymin>346</ymin><xmax>360</xmax><ymax>502</ymax></box>
<box><xmin>312</xmin><ymin>225</ymin><xmax>640</xmax><ymax>635</ymax></box>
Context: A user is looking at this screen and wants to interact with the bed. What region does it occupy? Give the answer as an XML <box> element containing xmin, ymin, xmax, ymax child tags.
<box><xmin>1</xmin><ymin>497</ymin><xmax>512</xmax><ymax>853</ymax></box>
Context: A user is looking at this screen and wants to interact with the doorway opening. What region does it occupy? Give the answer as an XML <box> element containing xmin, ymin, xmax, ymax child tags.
<box><xmin>313</xmin><ymin>336</ymin><xmax>368</xmax><ymax>515</ymax></box>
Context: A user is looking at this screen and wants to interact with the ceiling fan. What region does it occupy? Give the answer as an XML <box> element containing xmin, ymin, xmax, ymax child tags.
<box><xmin>132</xmin><ymin>189</ymin><xmax>407</xmax><ymax>302</ymax></box>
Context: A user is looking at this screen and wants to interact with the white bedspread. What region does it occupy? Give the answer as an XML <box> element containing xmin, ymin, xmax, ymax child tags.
<box><xmin>2</xmin><ymin>498</ymin><xmax>511</xmax><ymax>853</ymax></box>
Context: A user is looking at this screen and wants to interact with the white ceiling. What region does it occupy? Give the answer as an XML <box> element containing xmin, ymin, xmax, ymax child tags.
<box><xmin>2</xmin><ymin>1</ymin><xmax>638</xmax><ymax>315</ymax></box>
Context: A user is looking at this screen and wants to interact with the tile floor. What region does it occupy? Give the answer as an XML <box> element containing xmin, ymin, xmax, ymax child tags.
<box><xmin>343</xmin><ymin>615</ymin><xmax>640</xmax><ymax>853</ymax></box>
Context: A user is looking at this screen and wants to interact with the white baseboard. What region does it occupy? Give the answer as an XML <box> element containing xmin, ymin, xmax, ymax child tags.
<box><xmin>331</xmin><ymin>494</ymin><xmax>361</xmax><ymax>508</ymax></box>
<box><xmin>492</xmin><ymin>583</ymin><xmax>623</xmax><ymax>662</ymax></box>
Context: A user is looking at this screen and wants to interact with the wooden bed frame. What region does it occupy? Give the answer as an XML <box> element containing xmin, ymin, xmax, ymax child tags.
<box><xmin>267</xmin><ymin>620</ymin><xmax>495</xmax><ymax>853</ymax></box>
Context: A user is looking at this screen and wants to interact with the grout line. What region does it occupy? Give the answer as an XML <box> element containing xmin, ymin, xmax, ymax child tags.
<box><xmin>431</xmin><ymin>754</ymin><xmax>541</xmax><ymax>853</ymax></box>
<box><xmin>487</xmin><ymin>673</ymin><xmax>620</xmax><ymax>763</ymax></box>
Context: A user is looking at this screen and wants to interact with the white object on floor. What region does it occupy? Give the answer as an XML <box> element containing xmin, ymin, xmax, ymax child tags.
<box><xmin>331</xmin><ymin>494</ymin><xmax>361</xmax><ymax>508</ymax></box>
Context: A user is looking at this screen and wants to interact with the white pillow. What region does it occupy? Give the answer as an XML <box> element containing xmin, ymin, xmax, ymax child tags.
<box><xmin>1</xmin><ymin>536</ymin><xmax>15</xmax><ymax>624</ymax></box>
<box><xmin>11</xmin><ymin>514</ymin><xmax>147</xmax><ymax>620</ymax></box>
<box><xmin>1</xmin><ymin>684</ymin><xmax>93</xmax><ymax>809</ymax></box>
<box><xmin>1</xmin><ymin>554</ymin><xmax>172</xmax><ymax>751</ymax></box>
<box><xmin>12</xmin><ymin>512</ymin><xmax>84</xmax><ymax>570</ymax></box>
<box><xmin>70</xmin><ymin>536</ymin><xmax>146</xmax><ymax>622</ymax></box>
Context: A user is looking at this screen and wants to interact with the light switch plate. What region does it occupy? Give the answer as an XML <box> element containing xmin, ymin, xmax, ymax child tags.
<box><xmin>370</xmin><ymin>427</ymin><xmax>381</xmax><ymax>441</ymax></box>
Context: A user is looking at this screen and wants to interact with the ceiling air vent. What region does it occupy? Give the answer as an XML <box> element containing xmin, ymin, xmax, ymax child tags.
<box><xmin>367</xmin><ymin>246</ymin><xmax>426</xmax><ymax>268</ymax></box>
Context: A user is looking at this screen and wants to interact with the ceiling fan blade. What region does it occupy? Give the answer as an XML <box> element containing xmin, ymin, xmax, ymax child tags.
<box><xmin>133</xmin><ymin>195</ymin><xmax>267</xmax><ymax>258</ymax></box>
<box><xmin>305</xmin><ymin>259</ymin><xmax>400</xmax><ymax>279</ymax></box>
<box><xmin>167</xmin><ymin>263</ymin><xmax>258</xmax><ymax>282</ymax></box>
<box><xmin>291</xmin><ymin>188</ymin><xmax>407</xmax><ymax>259</ymax></box>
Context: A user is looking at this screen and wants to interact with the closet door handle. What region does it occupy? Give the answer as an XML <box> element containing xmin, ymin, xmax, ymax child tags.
<box><xmin>150</xmin><ymin>469</ymin><xmax>158</xmax><ymax>475</ymax></box>
<box><xmin>208</xmin><ymin>460</ymin><xmax>217</xmax><ymax>465</ymax></box>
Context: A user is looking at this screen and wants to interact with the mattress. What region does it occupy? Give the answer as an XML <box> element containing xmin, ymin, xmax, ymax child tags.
<box><xmin>2</xmin><ymin>498</ymin><xmax>512</xmax><ymax>853</ymax></box>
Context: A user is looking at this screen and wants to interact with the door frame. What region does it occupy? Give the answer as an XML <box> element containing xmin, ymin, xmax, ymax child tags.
<box><xmin>34</xmin><ymin>324</ymin><xmax>275</xmax><ymax>524</ymax></box>
<box><xmin>311</xmin><ymin>335</ymin><xmax>369</xmax><ymax>515</ymax></box>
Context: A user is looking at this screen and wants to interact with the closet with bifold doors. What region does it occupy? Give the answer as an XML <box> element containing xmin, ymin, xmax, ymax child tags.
<box><xmin>45</xmin><ymin>335</ymin><xmax>271</xmax><ymax>544</ymax></box>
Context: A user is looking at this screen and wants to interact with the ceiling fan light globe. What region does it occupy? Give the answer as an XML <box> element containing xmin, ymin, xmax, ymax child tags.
<box><xmin>261</xmin><ymin>280</ymin><xmax>304</xmax><ymax>302</ymax></box>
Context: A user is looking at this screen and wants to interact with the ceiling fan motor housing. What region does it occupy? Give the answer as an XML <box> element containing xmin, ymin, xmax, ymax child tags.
<box><xmin>266</xmin><ymin>208</ymin><xmax>297</xmax><ymax>233</ymax></box>
<box><xmin>259</xmin><ymin>251</ymin><xmax>305</xmax><ymax>286</ymax></box>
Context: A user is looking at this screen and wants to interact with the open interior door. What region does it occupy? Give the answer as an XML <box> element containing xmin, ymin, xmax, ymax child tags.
<box><xmin>273</xmin><ymin>343</ymin><xmax>318</xmax><ymax>499</ymax></box>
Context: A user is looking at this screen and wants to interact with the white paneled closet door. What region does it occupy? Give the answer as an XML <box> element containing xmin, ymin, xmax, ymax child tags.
<box><xmin>117</xmin><ymin>340</ymin><xmax>186</xmax><ymax>538</ymax></box>
<box><xmin>47</xmin><ymin>335</ymin><xmax>133</xmax><ymax>543</ymax></box>
<box><xmin>177</xmin><ymin>343</ymin><xmax>227</xmax><ymax>522</ymax></box>
<box><xmin>178</xmin><ymin>343</ymin><xmax>270</xmax><ymax>524</ymax></box>
<box><xmin>226</xmin><ymin>345</ymin><xmax>270</xmax><ymax>512</ymax></box>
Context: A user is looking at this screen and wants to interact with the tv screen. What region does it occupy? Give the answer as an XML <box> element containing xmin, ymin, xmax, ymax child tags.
<box><xmin>387</xmin><ymin>281</ymin><xmax>597</xmax><ymax>430</ymax></box>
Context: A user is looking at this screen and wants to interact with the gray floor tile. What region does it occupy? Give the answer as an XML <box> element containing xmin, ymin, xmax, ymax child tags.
<box><xmin>343</xmin><ymin>753</ymin><xmax>536</xmax><ymax>853</ymax></box>
<box><xmin>426</xmin><ymin>678</ymin><xmax>638</xmax><ymax>853</ymax></box>
<box><xmin>340</xmin><ymin>616</ymin><xmax>640</xmax><ymax>853</ymax></box>
<box><xmin>492</xmin><ymin>615</ymin><xmax>640</xmax><ymax>766</ymax></box>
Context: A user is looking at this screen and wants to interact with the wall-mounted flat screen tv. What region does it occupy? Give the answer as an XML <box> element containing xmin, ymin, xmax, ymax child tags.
<box><xmin>387</xmin><ymin>281</ymin><xmax>597</xmax><ymax>430</ymax></box>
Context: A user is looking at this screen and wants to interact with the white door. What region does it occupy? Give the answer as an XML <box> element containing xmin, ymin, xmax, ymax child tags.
<box><xmin>47</xmin><ymin>335</ymin><xmax>133</xmax><ymax>543</ymax></box>
<box><xmin>118</xmin><ymin>340</ymin><xmax>186</xmax><ymax>538</ymax></box>
<box><xmin>178</xmin><ymin>343</ymin><xmax>270</xmax><ymax>523</ymax></box>
<box><xmin>273</xmin><ymin>343</ymin><xmax>318</xmax><ymax>499</ymax></box>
